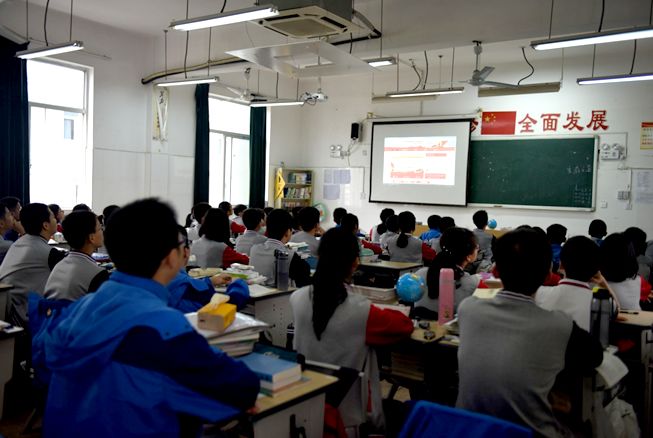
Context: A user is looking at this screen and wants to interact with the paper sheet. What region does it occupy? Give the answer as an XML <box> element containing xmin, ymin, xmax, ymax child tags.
<box><xmin>634</xmin><ymin>169</ymin><xmax>653</xmax><ymax>204</ymax></box>
<box><xmin>596</xmin><ymin>351</ymin><xmax>629</xmax><ymax>388</ymax></box>
<box><xmin>336</xmin><ymin>169</ymin><xmax>351</xmax><ymax>184</ymax></box>
<box><xmin>324</xmin><ymin>169</ymin><xmax>334</xmax><ymax>184</ymax></box>
<box><xmin>323</xmin><ymin>184</ymin><xmax>340</xmax><ymax>200</ymax></box>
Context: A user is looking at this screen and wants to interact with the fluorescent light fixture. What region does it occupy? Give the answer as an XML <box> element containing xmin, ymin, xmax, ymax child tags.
<box><xmin>577</xmin><ymin>72</ymin><xmax>653</xmax><ymax>85</ymax></box>
<box><xmin>15</xmin><ymin>40</ymin><xmax>84</xmax><ymax>59</ymax></box>
<box><xmin>366</xmin><ymin>56</ymin><xmax>396</xmax><ymax>67</ymax></box>
<box><xmin>478</xmin><ymin>82</ymin><xmax>561</xmax><ymax>97</ymax></box>
<box><xmin>250</xmin><ymin>100</ymin><xmax>305</xmax><ymax>107</ymax></box>
<box><xmin>386</xmin><ymin>87</ymin><xmax>464</xmax><ymax>98</ymax></box>
<box><xmin>531</xmin><ymin>25</ymin><xmax>653</xmax><ymax>50</ymax></box>
<box><xmin>171</xmin><ymin>4</ymin><xmax>278</xmax><ymax>31</ymax></box>
<box><xmin>156</xmin><ymin>76</ymin><xmax>218</xmax><ymax>87</ymax></box>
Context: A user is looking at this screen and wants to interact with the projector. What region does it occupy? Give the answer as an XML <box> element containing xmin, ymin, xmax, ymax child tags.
<box><xmin>301</xmin><ymin>91</ymin><xmax>328</xmax><ymax>104</ymax></box>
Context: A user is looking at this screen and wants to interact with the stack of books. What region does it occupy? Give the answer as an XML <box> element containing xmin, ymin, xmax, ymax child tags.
<box><xmin>186</xmin><ymin>312</ymin><xmax>269</xmax><ymax>357</ymax></box>
<box><xmin>239</xmin><ymin>352</ymin><xmax>303</xmax><ymax>396</ymax></box>
<box><xmin>350</xmin><ymin>285</ymin><xmax>397</xmax><ymax>304</ymax></box>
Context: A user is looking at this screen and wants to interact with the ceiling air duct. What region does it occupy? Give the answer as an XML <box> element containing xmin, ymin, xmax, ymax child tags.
<box><xmin>256</xmin><ymin>0</ymin><xmax>358</xmax><ymax>38</ymax></box>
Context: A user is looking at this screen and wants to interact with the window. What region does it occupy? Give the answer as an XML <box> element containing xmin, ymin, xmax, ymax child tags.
<box><xmin>208</xmin><ymin>97</ymin><xmax>251</xmax><ymax>206</ymax></box>
<box><xmin>27</xmin><ymin>60</ymin><xmax>90</xmax><ymax>209</ymax></box>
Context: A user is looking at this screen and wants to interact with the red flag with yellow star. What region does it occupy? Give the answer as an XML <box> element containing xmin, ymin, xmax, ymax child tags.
<box><xmin>481</xmin><ymin>111</ymin><xmax>516</xmax><ymax>135</ymax></box>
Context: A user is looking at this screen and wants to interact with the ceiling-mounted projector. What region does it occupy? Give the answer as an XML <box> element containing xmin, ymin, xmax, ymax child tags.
<box><xmin>301</xmin><ymin>90</ymin><xmax>328</xmax><ymax>104</ymax></box>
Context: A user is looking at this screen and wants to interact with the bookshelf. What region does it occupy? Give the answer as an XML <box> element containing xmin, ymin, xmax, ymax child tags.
<box><xmin>275</xmin><ymin>168</ymin><xmax>313</xmax><ymax>209</ymax></box>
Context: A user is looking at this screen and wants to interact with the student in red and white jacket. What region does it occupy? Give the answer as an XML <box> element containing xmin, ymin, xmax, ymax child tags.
<box><xmin>190</xmin><ymin>208</ymin><xmax>249</xmax><ymax>269</ymax></box>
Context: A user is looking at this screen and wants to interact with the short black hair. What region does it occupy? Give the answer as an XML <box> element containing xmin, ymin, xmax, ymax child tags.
<box><xmin>340</xmin><ymin>213</ymin><xmax>359</xmax><ymax>235</ymax></box>
<box><xmin>397</xmin><ymin>211</ymin><xmax>416</xmax><ymax>233</ymax></box>
<box><xmin>495</xmin><ymin>228</ymin><xmax>551</xmax><ymax>295</ymax></box>
<box><xmin>266</xmin><ymin>209</ymin><xmax>293</xmax><ymax>240</ymax></box>
<box><xmin>242</xmin><ymin>208</ymin><xmax>265</xmax><ymax>230</ymax></box>
<box><xmin>385</xmin><ymin>215</ymin><xmax>399</xmax><ymax>233</ymax></box>
<box><xmin>21</xmin><ymin>203</ymin><xmax>51</xmax><ymax>236</ymax></box>
<box><xmin>588</xmin><ymin>219</ymin><xmax>607</xmax><ymax>239</ymax></box>
<box><xmin>234</xmin><ymin>204</ymin><xmax>247</xmax><ymax>216</ymax></box>
<box><xmin>561</xmin><ymin>236</ymin><xmax>600</xmax><ymax>282</ymax></box>
<box><xmin>440</xmin><ymin>216</ymin><xmax>456</xmax><ymax>231</ymax></box>
<box><xmin>380</xmin><ymin>208</ymin><xmax>395</xmax><ymax>223</ymax></box>
<box><xmin>472</xmin><ymin>210</ymin><xmax>488</xmax><ymax>229</ymax></box>
<box><xmin>192</xmin><ymin>202</ymin><xmax>212</xmax><ymax>223</ymax></box>
<box><xmin>104</xmin><ymin>198</ymin><xmax>179</xmax><ymax>278</ymax></box>
<box><xmin>427</xmin><ymin>215</ymin><xmax>441</xmax><ymax>230</ymax></box>
<box><xmin>600</xmin><ymin>233</ymin><xmax>639</xmax><ymax>282</ymax></box>
<box><xmin>624</xmin><ymin>227</ymin><xmax>647</xmax><ymax>256</ymax></box>
<box><xmin>546</xmin><ymin>223</ymin><xmax>567</xmax><ymax>244</ymax></box>
<box><xmin>263</xmin><ymin>207</ymin><xmax>274</xmax><ymax>216</ymax></box>
<box><xmin>62</xmin><ymin>211</ymin><xmax>98</xmax><ymax>250</ymax></box>
<box><xmin>333</xmin><ymin>207</ymin><xmax>347</xmax><ymax>225</ymax></box>
<box><xmin>0</xmin><ymin>196</ymin><xmax>21</xmax><ymax>211</ymax></box>
<box><xmin>48</xmin><ymin>204</ymin><xmax>61</xmax><ymax>218</ymax></box>
<box><xmin>218</xmin><ymin>201</ymin><xmax>232</xmax><ymax>214</ymax></box>
<box><xmin>102</xmin><ymin>205</ymin><xmax>120</xmax><ymax>223</ymax></box>
<box><xmin>298</xmin><ymin>207</ymin><xmax>320</xmax><ymax>232</ymax></box>
<box><xmin>199</xmin><ymin>208</ymin><xmax>231</xmax><ymax>243</ymax></box>
<box><xmin>72</xmin><ymin>203</ymin><xmax>91</xmax><ymax>212</ymax></box>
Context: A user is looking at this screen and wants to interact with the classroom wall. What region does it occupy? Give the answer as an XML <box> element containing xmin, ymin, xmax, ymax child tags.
<box><xmin>268</xmin><ymin>39</ymin><xmax>653</xmax><ymax>238</ymax></box>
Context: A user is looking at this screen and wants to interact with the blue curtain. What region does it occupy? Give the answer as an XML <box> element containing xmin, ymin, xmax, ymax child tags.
<box><xmin>0</xmin><ymin>37</ymin><xmax>30</xmax><ymax>202</ymax></box>
<box><xmin>248</xmin><ymin>107</ymin><xmax>266</xmax><ymax>208</ymax></box>
<box><xmin>193</xmin><ymin>84</ymin><xmax>210</xmax><ymax>204</ymax></box>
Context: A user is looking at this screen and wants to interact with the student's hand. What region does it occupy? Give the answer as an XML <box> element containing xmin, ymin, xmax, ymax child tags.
<box><xmin>14</xmin><ymin>221</ymin><xmax>25</xmax><ymax>236</ymax></box>
<box><xmin>591</xmin><ymin>272</ymin><xmax>609</xmax><ymax>289</ymax></box>
<box><xmin>210</xmin><ymin>273</ymin><xmax>233</xmax><ymax>287</ymax></box>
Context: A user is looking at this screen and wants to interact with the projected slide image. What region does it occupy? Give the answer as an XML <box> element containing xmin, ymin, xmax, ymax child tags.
<box><xmin>383</xmin><ymin>136</ymin><xmax>457</xmax><ymax>185</ymax></box>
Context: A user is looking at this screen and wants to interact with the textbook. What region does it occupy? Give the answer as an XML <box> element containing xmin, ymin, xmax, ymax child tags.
<box><xmin>239</xmin><ymin>352</ymin><xmax>301</xmax><ymax>385</ymax></box>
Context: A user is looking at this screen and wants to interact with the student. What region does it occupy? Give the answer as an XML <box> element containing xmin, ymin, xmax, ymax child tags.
<box><xmin>419</xmin><ymin>214</ymin><xmax>441</xmax><ymax>242</ymax></box>
<box><xmin>290</xmin><ymin>206</ymin><xmax>303</xmax><ymax>233</ymax></box>
<box><xmin>341</xmin><ymin>213</ymin><xmax>382</xmax><ymax>255</ymax></box>
<box><xmin>546</xmin><ymin>223</ymin><xmax>567</xmax><ymax>273</ymax></box>
<box><xmin>72</xmin><ymin>203</ymin><xmax>91</xmax><ymax>212</ymax></box>
<box><xmin>414</xmin><ymin>227</ymin><xmax>481</xmax><ymax>318</ymax></box>
<box><xmin>0</xmin><ymin>202</ymin><xmax>15</xmax><ymax>264</ymax></box>
<box><xmin>234</xmin><ymin>208</ymin><xmax>267</xmax><ymax>256</ymax></box>
<box><xmin>624</xmin><ymin>226</ymin><xmax>652</xmax><ymax>281</ymax></box>
<box><xmin>470</xmin><ymin>209</ymin><xmax>494</xmax><ymax>273</ymax></box>
<box><xmin>386</xmin><ymin>211</ymin><xmax>435</xmax><ymax>263</ymax></box>
<box><xmin>168</xmin><ymin>226</ymin><xmax>249</xmax><ymax>313</ymax></box>
<box><xmin>456</xmin><ymin>228</ymin><xmax>603</xmax><ymax>436</ymax></box>
<box><xmin>370</xmin><ymin>208</ymin><xmax>395</xmax><ymax>243</ymax></box>
<box><xmin>290</xmin><ymin>228</ymin><xmax>413</xmax><ymax>432</ymax></box>
<box><xmin>263</xmin><ymin>206</ymin><xmax>274</xmax><ymax>216</ymax></box>
<box><xmin>232</xmin><ymin>204</ymin><xmax>247</xmax><ymax>227</ymax></box>
<box><xmin>290</xmin><ymin>206</ymin><xmax>321</xmax><ymax>257</ymax></box>
<box><xmin>100</xmin><ymin>204</ymin><xmax>120</xmax><ymax>228</ymax></box>
<box><xmin>48</xmin><ymin>203</ymin><xmax>65</xmax><ymax>233</ymax></box>
<box><xmin>429</xmin><ymin>216</ymin><xmax>455</xmax><ymax>252</ymax></box>
<box><xmin>588</xmin><ymin>219</ymin><xmax>607</xmax><ymax>247</ymax></box>
<box><xmin>186</xmin><ymin>202</ymin><xmax>212</xmax><ymax>241</ymax></box>
<box><xmin>218</xmin><ymin>201</ymin><xmax>246</xmax><ymax>235</ymax></box>
<box><xmin>190</xmin><ymin>208</ymin><xmax>249</xmax><ymax>268</ymax></box>
<box><xmin>0</xmin><ymin>196</ymin><xmax>25</xmax><ymax>241</ymax></box>
<box><xmin>0</xmin><ymin>203</ymin><xmax>65</xmax><ymax>327</ymax></box>
<box><xmin>600</xmin><ymin>233</ymin><xmax>643</xmax><ymax>310</ymax></box>
<box><xmin>379</xmin><ymin>214</ymin><xmax>399</xmax><ymax>249</ymax></box>
<box><xmin>333</xmin><ymin>207</ymin><xmax>347</xmax><ymax>227</ymax></box>
<box><xmin>42</xmin><ymin>198</ymin><xmax>259</xmax><ymax>436</ymax></box>
<box><xmin>250</xmin><ymin>209</ymin><xmax>311</xmax><ymax>287</ymax></box>
<box><xmin>44</xmin><ymin>211</ymin><xmax>110</xmax><ymax>301</ymax></box>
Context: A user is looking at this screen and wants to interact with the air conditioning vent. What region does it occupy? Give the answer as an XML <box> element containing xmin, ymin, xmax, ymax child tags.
<box><xmin>257</xmin><ymin>4</ymin><xmax>358</xmax><ymax>38</ymax></box>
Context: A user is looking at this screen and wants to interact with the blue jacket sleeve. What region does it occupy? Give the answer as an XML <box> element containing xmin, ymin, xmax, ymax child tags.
<box><xmin>113</xmin><ymin>327</ymin><xmax>260</xmax><ymax>410</ymax></box>
<box><xmin>225</xmin><ymin>279</ymin><xmax>250</xmax><ymax>310</ymax></box>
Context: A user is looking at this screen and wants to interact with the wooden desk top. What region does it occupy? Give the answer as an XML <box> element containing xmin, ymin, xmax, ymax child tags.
<box><xmin>359</xmin><ymin>260</ymin><xmax>423</xmax><ymax>270</ymax></box>
<box><xmin>251</xmin><ymin>370</ymin><xmax>338</xmax><ymax>419</ymax></box>
<box><xmin>0</xmin><ymin>283</ymin><xmax>12</xmax><ymax>292</ymax></box>
<box><xmin>616</xmin><ymin>311</ymin><xmax>653</xmax><ymax>327</ymax></box>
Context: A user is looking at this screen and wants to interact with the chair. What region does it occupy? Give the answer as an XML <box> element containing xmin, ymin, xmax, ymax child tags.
<box><xmin>398</xmin><ymin>401</ymin><xmax>533</xmax><ymax>438</ymax></box>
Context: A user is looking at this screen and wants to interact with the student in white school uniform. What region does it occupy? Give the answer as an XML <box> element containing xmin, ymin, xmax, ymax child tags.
<box><xmin>232</xmin><ymin>204</ymin><xmax>247</xmax><ymax>227</ymax></box>
<box><xmin>369</xmin><ymin>208</ymin><xmax>394</xmax><ymax>244</ymax></box>
<box><xmin>385</xmin><ymin>211</ymin><xmax>423</xmax><ymax>263</ymax></box>
<box><xmin>469</xmin><ymin>209</ymin><xmax>494</xmax><ymax>273</ymax></box>
<box><xmin>234</xmin><ymin>208</ymin><xmax>267</xmax><ymax>256</ymax></box>
<box><xmin>186</xmin><ymin>202</ymin><xmax>212</xmax><ymax>242</ymax></box>
<box><xmin>600</xmin><ymin>232</ymin><xmax>643</xmax><ymax>310</ymax></box>
<box><xmin>190</xmin><ymin>208</ymin><xmax>249</xmax><ymax>268</ymax></box>
<box><xmin>536</xmin><ymin>236</ymin><xmax>620</xmax><ymax>332</ymax></box>
<box><xmin>289</xmin><ymin>206</ymin><xmax>321</xmax><ymax>257</ymax></box>
<box><xmin>0</xmin><ymin>202</ymin><xmax>16</xmax><ymax>264</ymax></box>
<box><xmin>379</xmin><ymin>214</ymin><xmax>399</xmax><ymax>250</ymax></box>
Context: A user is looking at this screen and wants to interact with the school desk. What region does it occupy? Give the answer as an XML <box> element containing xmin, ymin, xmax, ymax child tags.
<box><xmin>0</xmin><ymin>283</ymin><xmax>12</xmax><ymax>321</ymax></box>
<box><xmin>358</xmin><ymin>260</ymin><xmax>423</xmax><ymax>284</ymax></box>
<box><xmin>0</xmin><ymin>324</ymin><xmax>23</xmax><ymax>420</ymax></box>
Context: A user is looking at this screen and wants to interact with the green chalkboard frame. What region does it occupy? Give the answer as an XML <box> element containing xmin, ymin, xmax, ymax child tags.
<box><xmin>467</xmin><ymin>135</ymin><xmax>599</xmax><ymax>211</ymax></box>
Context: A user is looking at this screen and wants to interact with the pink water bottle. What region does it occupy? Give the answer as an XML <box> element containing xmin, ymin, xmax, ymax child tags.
<box><xmin>438</xmin><ymin>268</ymin><xmax>455</xmax><ymax>325</ymax></box>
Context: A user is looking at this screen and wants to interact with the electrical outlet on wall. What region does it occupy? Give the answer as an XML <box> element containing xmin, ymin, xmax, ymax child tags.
<box><xmin>617</xmin><ymin>190</ymin><xmax>631</xmax><ymax>200</ymax></box>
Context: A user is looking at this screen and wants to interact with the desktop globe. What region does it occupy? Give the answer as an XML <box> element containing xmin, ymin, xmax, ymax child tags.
<box><xmin>488</xmin><ymin>219</ymin><xmax>497</xmax><ymax>229</ymax></box>
<box><xmin>396</xmin><ymin>273</ymin><xmax>426</xmax><ymax>303</ymax></box>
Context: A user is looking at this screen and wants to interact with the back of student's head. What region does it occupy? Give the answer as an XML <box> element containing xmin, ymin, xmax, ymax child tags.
<box><xmin>495</xmin><ymin>228</ymin><xmax>551</xmax><ymax>295</ymax></box>
<box><xmin>312</xmin><ymin>227</ymin><xmax>360</xmax><ymax>340</ymax></box>
<box><xmin>624</xmin><ymin>227</ymin><xmax>647</xmax><ymax>256</ymax></box>
<box><xmin>192</xmin><ymin>202</ymin><xmax>211</xmax><ymax>223</ymax></box>
<box><xmin>472</xmin><ymin>210</ymin><xmax>488</xmax><ymax>229</ymax></box>
<box><xmin>199</xmin><ymin>208</ymin><xmax>231</xmax><ymax>243</ymax></box>
<box><xmin>62</xmin><ymin>211</ymin><xmax>98</xmax><ymax>250</ymax></box>
<box><xmin>560</xmin><ymin>236</ymin><xmax>600</xmax><ymax>282</ymax></box>
<box><xmin>396</xmin><ymin>211</ymin><xmax>416</xmax><ymax>248</ymax></box>
<box><xmin>600</xmin><ymin>233</ymin><xmax>639</xmax><ymax>282</ymax></box>
<box><xmin>376</xmin><ymin>208</ymin><xmax>395</xmax><ymax>235</ymax></box>
<box><xmin>102</xmin><ymin>205</ymin><xmax>120</xmax><ymax>224</ymax></box>
<box><xmin>298</xmin><ymin>207</ymin><xmax>320</xmax><ymax>232</ymax></box>
<box><xmin>72</xmin><ymin>203</ymin><xmax>91</xmax><ymax>212</ymax></box>
<box><xmin>233</xmin><ymin>204</ymin><xmax>247</xmax><ymax>216</ymax></box>
<box><xmin>104</xmin><ymin>198</ymin><xmax>178</xmax><ymax>278</ymax></box>
<box><xmin>242</xmin><ymin>208</ymin><xmax>265</xmax><ymax>230</ymax></box>
<box><xmin>440</xmin><ymin>216</ymin><xmax>456</xmax><ymax>232</ymax></box>
<box><xmin>385</xmin><ymin>214</ymin><xmax>399</xmax><ymax>233</ymax></box>
<box><xmin>48</xmin><ymin>204</ymin><xmax>61</xmax><ymax>219</ymax></box>
<box><xmin>21</xmin><ymin>203</ymin><xmax>51</xmax><ymax>236</ymax></box>
<box><xmin>427</xmin><ymin>214</ymin><xmax>441</xmax><ymax>230</ymax></box>
<box><xmin>546</xmin><ymin>223</ymin><xmax>567</xmax><ymax>244</ymax></box>
<box><xmin>333</xmin><ymin>207</ymin><xmax>347</xmax><ymax>225</ymax></box>
<box><xmin>0</xmin><ymin>196</ymin><xmax>21</xmax><ymax>212</ymax></box>
<box><xmin>588</xmin><ymin>219</ymin><xmax>607</xmax><ymax>239</ymax></box>
<box><xmin>266</xmin><ymin>209</ymin><xmax>293</xmax><ymax>240</ymax></box>
<box><xmin>426</xmin><ymin>227</ymin><xmax>477</xmax><ymax>299</ymax></box>
<box><xmin>291</xmin><ymin>206</ymin><xmax>303</xmax><ymax>230</ymax></box>
<box><xmin>218</xmin><ymin>201</ymin><xmax>232</xmax><ymax>214</ymax></box>
<box><xmin>263</xmin><ymin>206</ymin><xmax>274</xmax><ymax>216</ymax></box>
<box><xmin>340</xmin><ymin>213</ymin><xmax>359</xmax><ymax>235</ymax></box>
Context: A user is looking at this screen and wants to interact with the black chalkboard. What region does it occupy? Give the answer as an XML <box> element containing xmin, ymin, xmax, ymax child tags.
<box><xmin>468</xmin><ymin>137</ymin><xmax>597</xmax><ymax>209</ymax></box>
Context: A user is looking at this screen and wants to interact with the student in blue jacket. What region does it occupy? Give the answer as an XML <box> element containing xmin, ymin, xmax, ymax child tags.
<box><xmin>42</xmin><ymin>198</ymin><xmax>259</xmax><ymax>438</ymax></box>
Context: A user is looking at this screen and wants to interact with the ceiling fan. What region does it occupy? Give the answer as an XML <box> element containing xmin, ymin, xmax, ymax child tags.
<box><xmin>462</xmin><ymin>41</ymin><xmax>517</xmax><ymax>88</ymax></box>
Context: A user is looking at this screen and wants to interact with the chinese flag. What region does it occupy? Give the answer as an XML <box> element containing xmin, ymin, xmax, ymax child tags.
<box><xmin>481</xmin><ymin>111</ymin><xmax>517</xmax><ymax>135</ymax></box>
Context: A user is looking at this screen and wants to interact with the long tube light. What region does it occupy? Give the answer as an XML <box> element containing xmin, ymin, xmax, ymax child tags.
<box><xmin>577</xmin><ymin>72</ymin><xmax>653</xmax><ymax>85</ymax></box>
<box><xmin>531</xmin><ymin>25</ymin><xmax>653</xmax><ymax>50</ymax></box>
<box><xmin>15</xmin><ymin>41</ymin><xmax>84</xmax><ymax>59</ymax></box>
<box><xmin>250</xmin><ymin>100</ymin><xmax>305</xmax><ymax>107</ymax></box>
<box><xmin>156</xmin><ymin>76</ymin><xmax>218</xmax><ymax>87</ymax></box>
<box><xmin>171</xmin><ymin>5</ymin><xmax>279</xmax><ymax>31</ymax></box>
<box><xmin>386</xmin><ymin>87</ymin><xmax>464</xmax><ymax>98</ymax></box>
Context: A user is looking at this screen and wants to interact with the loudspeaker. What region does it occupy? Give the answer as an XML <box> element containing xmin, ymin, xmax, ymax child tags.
<box><xmin>350</xmin><ymin>122</ymin><xmax>361</xmax><ymax>141</ymax></box>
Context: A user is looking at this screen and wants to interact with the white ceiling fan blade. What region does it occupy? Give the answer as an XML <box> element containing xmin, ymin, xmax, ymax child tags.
<box><xmin>477</xmin><ymin>66</ymin><xmax>495</xmax><ymax>81</ymax></box>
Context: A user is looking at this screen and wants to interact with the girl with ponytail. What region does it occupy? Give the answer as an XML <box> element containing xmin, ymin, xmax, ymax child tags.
<box><xmin>386</xmin><ymin>211</ymin><xmax>436</xmax><ymax>263</ymax></box>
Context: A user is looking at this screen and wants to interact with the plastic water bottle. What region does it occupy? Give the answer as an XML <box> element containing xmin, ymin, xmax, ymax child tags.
<box><xmin>274</xmin><ymin>249</ymin><xmax>290</xmax><ymax>291</ymax></box>
<box><xmin>438</xmin><ymin>268</ymin><xmax>455</xmax><ymax>325</ymax></box>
